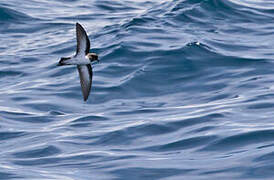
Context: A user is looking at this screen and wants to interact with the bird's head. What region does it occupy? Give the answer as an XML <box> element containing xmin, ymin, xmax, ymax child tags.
<box><xmin>87</xmin><ymin>53</ymin><xmax>99</xmax><ymax>63</ymax></box>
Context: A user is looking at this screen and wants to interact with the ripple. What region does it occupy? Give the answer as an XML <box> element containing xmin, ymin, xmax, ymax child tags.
<box><xmin>12</xmin><ymin>145</ymin><xmax>61</xmax><ymax>158</ymax></box>
<box><xmin>229</xmin><ymin>0</ymin><xmax>274</xmax><ymax>10</ymax></box>
<box><xmin>95</xmin><ymin>0</ymin><xmax>139</xmax><ymax>12</ymax></box>
<box><xmin>0</xmin><ymin>70</ymin><xmax>24</xmax><ymax>78</ymax></box>
<box><xmin>110</xmin><ymin>167</ymin><xmax>192</xmax><ymax>180</ymax></box>
<box><xmin>143</xmin><ymin>135</ymin><xmax>218</xmax><ymax>152</ymax></box>
<box><xmin>1</xmin><ymin>0</ymin><xmax>274</xmax><ymax>179</ymax></box>
<box><xmin>201</xmin><ymin>130</ymin><xmax>274</xmax><ymax>151</ymax></box>
<box><xmin>0</xmin><ymin>172</ymin><xmax>21</xmax><ymax>179</ymax></box>
<box><xmin>0</xmin><ymin>6</ymin><xmax>32</xmax><ymax>22</ymax></box>
<box><xmin>0</xmin><ymin>131</ymin><xmax>26</xmax><ymax>141</ymax></box>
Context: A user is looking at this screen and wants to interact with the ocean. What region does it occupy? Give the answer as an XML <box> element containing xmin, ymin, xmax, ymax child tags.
<box><xmin>1</xmin><ymin>0</ymin><xmax>274</xmax><ymax>179</ymax></box>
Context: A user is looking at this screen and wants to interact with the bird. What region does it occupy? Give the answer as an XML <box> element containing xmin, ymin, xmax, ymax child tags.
<box><xmin>58</xmin><ymin>22</ymin><xmax>99</xmax><ymax>101</ymax></box>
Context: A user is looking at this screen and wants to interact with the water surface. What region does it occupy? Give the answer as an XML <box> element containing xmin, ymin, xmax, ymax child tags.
<box><xmin>1</xmin><ymin>0</ymin><xmax>274</xmax><ymax>179</ymax></box>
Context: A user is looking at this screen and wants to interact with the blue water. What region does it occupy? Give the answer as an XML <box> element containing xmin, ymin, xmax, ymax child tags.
<box><xmin>1</xmin><ymin>0</ymin><xmax>274</xmax><ymax>179</ymax></box>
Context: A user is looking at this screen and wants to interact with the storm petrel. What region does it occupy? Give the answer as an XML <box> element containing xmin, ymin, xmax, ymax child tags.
<box><xmin>58</xmin><ymin>22</ymin><xmax>99</xmax><ymax>101</ymax></box>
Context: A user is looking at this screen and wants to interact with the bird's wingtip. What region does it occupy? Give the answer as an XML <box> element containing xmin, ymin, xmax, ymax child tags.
<box><xmin>76</xmin><ymin>22</ymin><xmax>81</xmax><ymax>27</ymax></box>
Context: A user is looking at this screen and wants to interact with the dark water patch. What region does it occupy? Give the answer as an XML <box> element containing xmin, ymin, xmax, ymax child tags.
<box><xmin>127</xmin><ymin>26</ymin><xmax>165</xmax><ymax>35</ymax></box>
<box><xmin>90</xmin><ymin>114</ymin><xmax>222</xmax><ymax>147</ymax></box>
<box><xmin>95</xmin><ymin>24</ymin><xmax>121</xmax><ymax>38</ymax></box>
<box><xmin>127</xmin><ymin>40</ymin><xmax>161</xmax><ymax>49</ymax></box>
<box><xmin>0</xmin><ymin>131</ymin><xmax>26</xmax><ymax>141</ymax></box>
<box><xmin>254</xmin><ymin>151</ymin><xmax>274</xmax><ymax>163</ymax></box>
<box><xmin>201</xmin><ymin>130</ymin><xmax>274</xmax><ymax>151</ymax></box>
<box><xmin>190</xmin><ymin>126</ymin><xmax>216</xmax><ymax>133</ymax></box>
<box><xmin>57</xmin><ymin>13</ymin><xmax>106</xmax><ymax>21</ymax></box>
<box><xmin>70</xmin><ymin>122</ymin><xmax>92</xmax><ymax>128</ymax></box>
<box><xmin>1</xmin><ymin>111</ymin><xmax>30</xmax><ymax>117</ymax></box>
<box><xmin>2</xmin><ymin>111</ymin><xmax>56</xmax><ymax>123</ymax></box>
<box><xmin>47</xmin><ymin>154</ymin><xmax>137</xmax><ymax>169</ymax></box>
<box><xmin>257</xmin><ymin>143</ymin><xmax>274</xmax><ymax>150</ymax></box>
<box><xmin>200</xmin><ymin>167</ymin><xmax>243</xmax><ymax>178</ymax></box>
<box><xmin>0</xmin><ymin>171</ymin><xmax>21</xmax><ymax>179</ymax></box>
<box><xmin>249</xmin><ymin>153</ymin><xmax>274</xmax><ymax>178</ymax></box>
<box><xmin>123</xmin><ymin>16</ymin><xmax>157</xmax><ymax>29</ymax></box>
<box><xmin>90</xmin><ymin>129</ymin><xmax>139</xmax><ymax>146</ymax></box>
<box><xmin>13</xmin><ymin>145</ymin><xmax>61</xmax><ymax>158</ymax></box>
<box><xmin>227</xmin><ymin>0</ymin><xmax>274</xmax><ymax>16</ymax></box>
<box><xmin>247</xmin><ymin>102</ymin><xmax>274</xmax><ymax>109</ymax></box>
<box><xmin>111</xmin><ymin>167</ymin><xmax>193</xmax><ymax>180</ymax></box>
<box><xmin>169</xmin><ymin>0</ymin><xmax>202</xmax><ymax>13</ymax></box>
<box><xmin>160</xmin><ymin>0</ymin><xmax>274</xmax><ymax>59</ymax></box>
<box><xmin>2</xmin><ymin>22</ymin><xmax>54</xmax><ymax>34</ymax></box>
<box><xmin>241</xmin><ymin>165</ymin><xmax>274</xmax><ymax>179</ymax></box>
<box><xmin>23</xmin><ymin>102</ymin><xmax>67</xmax><ymax>113</ymax></box>
<box><xmin>72</xmin><ymin>115</ymin><xmax>108</xmax><ymax>122</ymax></box>
<box><xmin>167</xmin><ymin>113</ymin><xmax>224</xmax><ymax>130</ymax></box>
<box><xmin>0</xmin><ymin>6</ymin><xmax>31</xmax><ymax>22</ymax></box>
<box><xmin>190</xmin><ymin>0</ymin><xmax>272</xmax><ymax>22</ymax></box>
<box><xmin>0</xmin><ymin>70</ymin><xmax>24</xmax><ymax>78</ymax></box>
<box><xmin>48</xmin><ymin>110</ymin><xmax>65</xmax><ymax>116</ymax></box>
<box><xmin>70</xmin><ymin>123</ymin><xmax>171</xmax><ymax>146</ymax></box>
<box><xmin>95</xmin><ymin>0</ymin><xmax>138</xmax><ymax>12</ymax></box>
<box><xmin>142</xmin><ymin>135</ymin><xmax>217</xmax><ymax>152</ymax></box>
<box><xmin>12</xmin><ymin>152</ymin><xmax>120</xmax><ymax>167</ymax></box>
<box><xmin>56</xmin><ymin>0</ymin><xmax>79</xmax><ymax>2</ymax></box>
<box><xmin>114</xmin><ymin>108</ymin><xmax>162</xmax><ymax>115</ymax></box>
<box><xmin>12</xmin><ymin>157</ymin><xmax>61</xmax><ymax>166</ymax></box>
<box><xmin>69</xmin><ymin>115</ymin><xmax>108</xmax><ymax>128</ymax></box>
<box><xmin>102</xmin><ymin>43</ymin><xmax>147</xmax><ymax>63</ymax></box>
<box><xmin>126</xmin><ymin>123</ymin><xmax>176</xmax><ymax>136</ymax></box>
<box><xmin>20</xmin><ymin>57</ymin><xmax>40</xmax><ymax>63</ymax></box>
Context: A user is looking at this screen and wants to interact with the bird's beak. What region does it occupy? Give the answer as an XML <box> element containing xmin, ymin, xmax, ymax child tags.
<box><xmin>92</xmin><ymin>54</ymin><xmax>99</xmax><ymax>63</ymax></box>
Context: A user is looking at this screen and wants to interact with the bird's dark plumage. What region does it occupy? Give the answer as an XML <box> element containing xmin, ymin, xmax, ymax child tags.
<box><xmin>76</xmin><ymin>23</ymin><xmax>90</xmax><ymax>56</ymax></box>
<box><xmin>77</xmin><ymin>64</ymin><xmax>93</xmax><ymax>101</ymax></box>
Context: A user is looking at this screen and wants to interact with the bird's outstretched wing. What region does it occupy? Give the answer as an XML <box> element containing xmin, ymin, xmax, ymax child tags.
<box><xmin>76</xmin><ymin>23</ymin><xmax>90</xmax><ymax>56</ymax></box>
<box><xmin>77</xmin><ymin>64</ymin><xmax>93</xmax><ymax>101</ymax></box>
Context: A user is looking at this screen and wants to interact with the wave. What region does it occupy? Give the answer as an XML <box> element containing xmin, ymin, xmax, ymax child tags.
<box><xmin>200</xmin><ymin>129</ymin><xmax>274</xmax><ymax>152</ymax></box>
<box><xmin>0</xmin><ymin>6</ymin><xmax>32</xmax><ymax>22</ymax></box>
<box><xmin>2</xmin><ymin>0</ymin><xmax>274</xmax><ymax>179</ymax></box>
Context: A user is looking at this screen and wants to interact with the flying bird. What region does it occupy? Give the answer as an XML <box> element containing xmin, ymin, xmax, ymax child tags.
<box><xmin>58</xmin><ymin>22</ymin><xmax>99</xmax><ymax>101</ymax></box>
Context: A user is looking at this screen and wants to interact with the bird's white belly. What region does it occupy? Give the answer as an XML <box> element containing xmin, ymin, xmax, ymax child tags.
<box><xmin>67</xmin><ymin>56</ymin><xmax>90</xmax><ymax>65</ymax></box>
